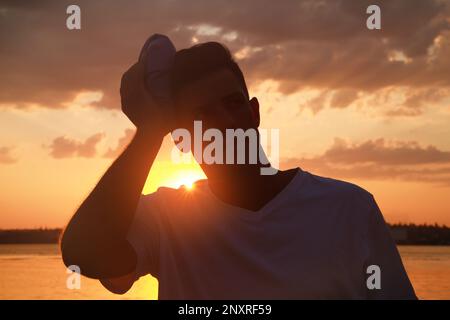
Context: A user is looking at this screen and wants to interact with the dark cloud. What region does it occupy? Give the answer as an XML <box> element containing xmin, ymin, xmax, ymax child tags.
<box><xmin>329</xmin><ymin>89</ymin><xmax>359</xmax><ymax>109</ymax></box>
<box><xmin>302</xmin><ymin>91</ymin><xmax>330</xmax><ymax>114</ymax></box>
<box><xmin>47</xmin><ymin>132</ymin><xmax>104</xmax><ymax>158</ymax></box>
<box><xmin>0</xmin><ymin>146</ymin><xmax>18</xmax><ymax>164</ymax></box>
<box><xmin>386</xmin><ymin>87</ymin><xmax>450</xmax><ymax>116</ymax></box>
<box><xmin>281</xmin><ymin>137</ymin><xmax>450</xmax><ymax>185</ymax></box>
<box><xmin>300</xmin><ymin>89</ymin><xmax>360</xmax><ymax>114</ymax></box>
<box><xmin>0</xmin><ymin>0</ymin><xmax>449</xmax><ymax>112</ymax></box>
<box><xmin>322</xmin><ymin>138</ymin><xmax>450</xmax><ymax>165</ymax></box>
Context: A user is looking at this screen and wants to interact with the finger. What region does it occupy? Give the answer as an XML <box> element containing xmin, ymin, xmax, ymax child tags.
<box><xmin>121</xmin><ymin>62</ymin><xmax>145</xmax><ymax>92</ymax></box>
<box><xmin>129</xmin><ymin>61</ymin><xmax>146</xmax><ymax>79</ymax></box>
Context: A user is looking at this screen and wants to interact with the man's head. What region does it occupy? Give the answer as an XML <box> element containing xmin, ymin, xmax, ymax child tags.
<box><xmin>170</xmin><ymin>42</ymin><xmax>266</xmax><ymax>179</ymax></box>
<box><xmin>171</xmin><ymin>42</ymin><xmax>259</xmax><ymax>132</ymax></box>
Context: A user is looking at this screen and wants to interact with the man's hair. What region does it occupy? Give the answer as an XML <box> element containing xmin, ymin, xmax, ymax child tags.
<box><xmin>171</xmin><ymin>42</ymin><xmax>249</xmax><ymax>100</ymax></box>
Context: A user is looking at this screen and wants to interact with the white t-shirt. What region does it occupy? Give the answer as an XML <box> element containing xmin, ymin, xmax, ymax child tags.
<box><xmin>127</xmin><ymin>167</ymin><xmax>416</xmax><ymax>299</ymax></box>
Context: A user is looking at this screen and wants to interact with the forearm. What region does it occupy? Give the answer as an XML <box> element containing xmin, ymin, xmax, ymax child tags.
<box><xmin>79</xmin><ymin>128</ymin><xmax>162</xmax><ymax>235</ymax></box>
<box><xmin>61</xmin><ymin>128</ymin><xmax>163</xmax><ymax>278</ymax></box>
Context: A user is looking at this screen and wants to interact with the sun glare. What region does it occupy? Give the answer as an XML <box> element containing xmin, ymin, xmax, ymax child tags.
<box><xmin>170</xmin><ymin>171</ymin><xmax>205</xmax><ymax>191</ymax></box>
<box><xmin>184</xmin><ymin>181</ymin><xmax>194</xmax><ymax>190</ymax></box>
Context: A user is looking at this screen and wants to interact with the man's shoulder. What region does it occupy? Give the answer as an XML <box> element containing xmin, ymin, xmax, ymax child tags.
<box><xmin>295</xmin><ymin>170</ymin><xmax>380</xmax><ymax>230</ymax></box>
<box><xmin>300</xmin><ymin>170</ymin><xmax>374</xmax><ymax>206</ymax></box>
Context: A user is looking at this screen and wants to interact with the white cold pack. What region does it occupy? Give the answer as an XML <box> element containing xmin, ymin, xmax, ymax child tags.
<box><xmin>138</xmin><ymin>34</ymin><xmax>176</xmax><ymax>104</ymax></box>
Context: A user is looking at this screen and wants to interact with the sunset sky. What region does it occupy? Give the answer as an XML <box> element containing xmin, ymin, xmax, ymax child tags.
<box><xmin>1</xmin><ymin>0</ymin><xmax>450</xmax><ymax>228</ymax></box>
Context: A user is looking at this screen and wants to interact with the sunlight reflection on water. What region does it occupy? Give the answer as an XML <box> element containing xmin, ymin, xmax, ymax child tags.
<box><xmin>0</xmin><ymin>244</ymin><xmax>449</xmax><ymax>299</ymax></box>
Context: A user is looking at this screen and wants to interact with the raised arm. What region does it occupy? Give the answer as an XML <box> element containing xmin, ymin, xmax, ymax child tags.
<box><xmin>60</xmin><ymin>61</ymin><xmax>172</xmax><ymax>290</ymax></box>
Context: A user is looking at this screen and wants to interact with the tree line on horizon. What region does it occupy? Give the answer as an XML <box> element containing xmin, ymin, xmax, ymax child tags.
<box><xmin>0</xmin><ymin>223</ymin><xmax>449</xmax><ymax>245</ymax></box>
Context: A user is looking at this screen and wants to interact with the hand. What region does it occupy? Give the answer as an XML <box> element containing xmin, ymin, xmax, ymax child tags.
<box><xmin>120</xmin><ymin>61</ymin><xmax>173</xmax><ymax>136</ymax></box>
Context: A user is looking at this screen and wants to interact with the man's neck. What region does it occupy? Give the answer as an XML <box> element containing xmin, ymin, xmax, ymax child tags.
<box><xmin>204</xmin><ymin>165</ymin><xmax>299</xmax><ymax>212</ymax></box>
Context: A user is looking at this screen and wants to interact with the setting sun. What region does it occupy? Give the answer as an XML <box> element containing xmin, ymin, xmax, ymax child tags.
<box><xmin>177</xmin><ymin>174</ymin><xmax>199</xmax><ymax>190</ymax></box>
<box><xmin>183</xmin><ymin>181</ymin><xmax>194</xmax><ymax>190</ymax></box>
<box><xmin>167</xmin><ymin>168</ymin><xmax>205</xmax><ymax>190</ymax></box>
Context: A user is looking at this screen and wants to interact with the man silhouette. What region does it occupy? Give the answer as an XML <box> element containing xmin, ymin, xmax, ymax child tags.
<box><xmin>61</xmin><ymin>42</ymin><xmax>416</xmax><ymax>299</ymax></box>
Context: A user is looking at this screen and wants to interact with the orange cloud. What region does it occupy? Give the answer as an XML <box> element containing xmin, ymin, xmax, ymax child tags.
<box><xmin>282</xmin><ymin>138</ymin><xmax>450</xmax><ymax>185</ymax></box>
<box><xmin>0</xmin><ymin>146</ymin><xmax>18</xmax><ymax>164</ymax></box>
<box><xmin>47</xmin><ymin>133</ymin><xmax>105</xmax><ymax>158</ymax></box>
<box><xmin>321</xmin><ymin>138</ymin><xmax>450</xmax><ymax>165</ymax></box>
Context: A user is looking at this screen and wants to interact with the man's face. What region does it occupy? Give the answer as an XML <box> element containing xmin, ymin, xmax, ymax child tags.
<box><xmin>175</xmin><ymin>68</ymin><xmax>259</xmax><ymax>134</ymax></box>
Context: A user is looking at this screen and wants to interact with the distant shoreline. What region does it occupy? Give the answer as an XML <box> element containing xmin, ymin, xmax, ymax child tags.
<box><xmin>0</xmin><ymin>228</ymin><xmax>61</xmax><ymax>244</ymax></box>
<box><xmin>1</xmin><ymin>224</ymin><xmax>450</xmax><ymax>245</ymax></box>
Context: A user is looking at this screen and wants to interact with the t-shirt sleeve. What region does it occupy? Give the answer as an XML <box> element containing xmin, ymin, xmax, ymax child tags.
<box><xmin>364</xmin><ymin>195</ymin><xmax>417</xmax><ymax>299</ymax></box>
<box><xmin>126</xmin><ymin>193</ymin><xmax>161</xmax><ymax>280</ymax></box>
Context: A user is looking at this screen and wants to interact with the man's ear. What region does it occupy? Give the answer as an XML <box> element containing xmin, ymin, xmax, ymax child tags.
<box><xmin>249</xmin><ymin>97</ymin><xmax>260</xmax><ymax>127</ymax></box>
